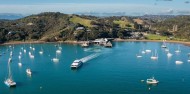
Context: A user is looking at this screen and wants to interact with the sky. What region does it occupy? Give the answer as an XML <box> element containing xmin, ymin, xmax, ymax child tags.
<box><xmin>0</xmin><ymin>0</ymin><xmax>190</xmax><ymax>16</ymax></box>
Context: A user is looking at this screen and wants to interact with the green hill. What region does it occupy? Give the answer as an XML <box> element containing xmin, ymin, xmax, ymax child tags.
<box><xmin>0</xmin><ymin>12</ymin><xmax>190</xmax><ymax>43</ymax></box>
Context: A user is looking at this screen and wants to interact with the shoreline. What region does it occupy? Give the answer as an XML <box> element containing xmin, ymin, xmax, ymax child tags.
<box><xmin>113</xmin><ymin>38</ymin><xmax>190</xmax><ymax>46</ymax></box>
<box><xmin>1</xmin><ymin>39</ymin><xmax>190</xmax><ymax>47</ymax></box>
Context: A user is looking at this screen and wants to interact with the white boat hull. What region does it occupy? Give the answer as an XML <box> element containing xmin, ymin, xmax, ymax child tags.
<box><xmin>151</xmin><ymin>56</ymin><xmax>158</xmax><ymax>60</ymax></box>
<box><xmin>175</xmin><ymin>61</ymin><xmax>183</xmax><ymax>64</ymax></box>
<box><xmin>147</xmin><ymin>81</ymin><xmax>159</xmax><ymax>84</ymax></box>
<box><xmin>18</xmin><ymin>63</ymin><xmax>22</xmax><ymax>66</ymax></box>
<box><xmin>4</xmin><ymin>79</ymin><xmax>16</xmax><ymax>87</ymax></box>
<box><xmin>187</xmin><ymin>60</ymin><xmax>190</xmax><ymax>62</ymax></box>
<box><xmin>53</xmin><ymin>58</ymin><xmax>59</xmax><ymax>62</ymax></box>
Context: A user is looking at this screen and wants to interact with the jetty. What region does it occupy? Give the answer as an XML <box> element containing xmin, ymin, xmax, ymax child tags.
<box><xmin>92</xmin><ymin>38</ymin><xmax>113</xmax><ymax>47</ymax></box>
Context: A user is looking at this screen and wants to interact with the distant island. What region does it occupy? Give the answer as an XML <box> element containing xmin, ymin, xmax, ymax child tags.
<box><xmin>0</xmin><ymin>12</ymin><xmax>190</xmax><ymax>44</ymax></box>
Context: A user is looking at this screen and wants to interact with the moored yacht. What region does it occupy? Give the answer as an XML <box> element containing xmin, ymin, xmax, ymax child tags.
<box><xmin>52</xmin><ymin>58</ymin><xmax>59</xmax><ymax>62</ymax></box>
<box><xmin>161</xmin><ymin>40</ymin><xmax>167</xmax><ymax>48</ymax></box>
<box><xmin>52</xmin><ymin>53</ymin><xmax>59</xmax><ymax>62</ymax></box>
<box><xmin>4</xmin><ymin>58</ymin><xmax>16</xmax><ymax>87</ymax></box>
<box><xmin>18</xmin><ymin>62</ymin><xmax>22</xmax><ymax>67</ymax></box>
<box><xmin>145</xmin><ymin>50</ymin><xmax>151</xmax><ymax>53</ymax></box>
<box><xmin>175</xmin><ymin>45</ymin><xmax>181</xmax><ymax>53</ymax></box>
<box><xmin>26</xmin><ymin>68</ymin><xmax>32</xmax><ymax>75</ymax></box>
<box><xmin>56</xmin><ymin>49</ymin><xmax>61</xmax><ymax>54</ymax></box>
<box><xmin>187</xmin><ymin>59</ymin><xmax>190</xmax><ymax>62</ymax></box>
<box><xmin>167</xmin><ymin>52</ymin><xmax>173</xmax><ymax>57</ymax></box>
<box><xmin>175</xmin><ymin>61</ymin><xmax>183</xmax><ymax>65</ymax></box>
<box><xmin>4</xmin><ymin>78</ymin><xmax>16</xmax><ymax>87</ymax></box>
<box><xmin>141</xmin><ymin>51</ymin><xmax>146</xmax><ymax>54</ymax></box>
<box><xmin>71</xmin><ymin>60</ymin><xmax>83</xmax><ymax>69</ymax></box>
<box><xmin>151</xmin><ymin>50</ymin><xmax>158</xmax><ymax>60</ymax></box>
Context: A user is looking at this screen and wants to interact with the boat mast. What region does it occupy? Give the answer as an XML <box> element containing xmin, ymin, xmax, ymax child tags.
<box><xmin>8</xmin><ymin>58</ymin><xmax>12</xmax><ymax>80</ymax></box>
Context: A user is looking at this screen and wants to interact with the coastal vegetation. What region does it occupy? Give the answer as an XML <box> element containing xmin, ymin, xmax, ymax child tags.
<box><xmin>0</xmin><ymin>12</ymin><xmax>190</xmax><ymax>43</ymax></box>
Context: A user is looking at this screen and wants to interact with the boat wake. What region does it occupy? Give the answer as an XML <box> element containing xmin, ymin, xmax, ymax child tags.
<box><xmin>83</xmin><ymin>47</ymin><xmax>102</xmax><ymax>52</ymax></box>
<box><xmin>80</xmin><ymin>53</ymin><xmax>100</xmax><ymax>63</ymax></box>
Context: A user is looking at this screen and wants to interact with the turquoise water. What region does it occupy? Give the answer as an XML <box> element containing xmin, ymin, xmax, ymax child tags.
<box><xmin>0</xmin><ymin>42</ymin><xmax>190</xmax><ymax>94</ymax></box>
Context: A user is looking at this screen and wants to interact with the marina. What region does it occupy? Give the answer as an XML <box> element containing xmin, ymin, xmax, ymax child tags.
<box><xmin>0</xmin><ymin>42</ymin><xmax>190</xmax><ymax>94</ymax></box>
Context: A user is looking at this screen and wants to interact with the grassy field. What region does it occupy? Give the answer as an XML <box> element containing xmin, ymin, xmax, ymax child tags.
<box><xmin>145</xmin><ymin>34</ymin><xmax>168</xmax><ymax>40</ymax></box>
<box><xmin>70</xmin><ymin>16</ymin><xmax>93</xmax><ymax>27</ymax></box>
<box><xmin>113</xmin><ymin>20</ymin><xmax>133</xmax><ymax>28</ymax></box>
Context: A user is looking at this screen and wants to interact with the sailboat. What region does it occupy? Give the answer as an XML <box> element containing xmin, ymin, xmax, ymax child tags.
<box><xmin>146</xmin><ymin>76</ymin><xmax>159</xmax><ymax>84</ymax></box>
<box><xmin>29</xmin><ymin>51</ymin><xmax>34</xmax><ymax>59</ymax></box>
<box><xmin>141</xmin><ymin>50</ymin><xmax>146</xmax><ymax>54</ymax></box>
<box><xmin>136</xmin><ymin>50</ymin><xmax>143</xmax><ymax>58</ymax></box>
<box><xmin>18</xmin><ymin>62</ymin><xmax>22</xmax><ymax>67</ymax></box>
<box><xmin>165</xmin><ymin>48</ymin><xmax>169</xmax><ymax>52</ymax></box>
<box><xmin>23</xmin><ymin>49</ymin><xmax>26</xmax><ymax>53</ymax></box>
<box><xmin>167</xmin><ymin>52</ymin><xmax>173</xmax><ymax>57</ymax></box>
<box><xmin>52</xmin><ymin>53</ymin><xmax>59</xmax><ymax>62</ymax></box>
<box><xmin>175</xmin><ymin>45</ymin><xmax>181</xmax><ymax>53</ymax></box>
<box><xmin>161</xmin><ymin>40</ymin><xmax>167</xmax><ymax>48</ymax></box>
<box><xmin>81</xmin><ymin>31</ymin><xmax>89</xmax><ymax>47</ymax></box>
<box><xmin>56</xmin><ymin>49</ymin><xmax>61</xmax><ymax>54</ymax></box>
<box><xmin>187</xmin><ymin>55</ymin><xmax>190</xmax><ymax>62</ymax></box>
<box><xmin>58</xmin><ymin>43</ymin><xmax>62</xmax><ymax>50</ymax></box>
<box><xmin>151</xmin><ymin>50</ymin><xmax>158</xmax><ymax>60</ymax></box>
<box><xmin>39</xmin><ymin>47</ymin><xmax>43</xmax><ymax>55</ymax></box>
<box><xmin>26</xmin><ymin>68</ymin><xmax>32</xmax><ymax>75</ymax></box>
<box><xmin>4</xmin><ymin>58</ymin><xmax>16</xmax><ymax>87</ymax></box>
<box><xmin>56</xmin><ymin>44</ymin><xmax>62</xmax><ymax>54</ymax></box>
<box><xmin>145</xmin><ymin>49</ymin><xmax>151</xmax><ymax>53</ymax></box>
<box><xmin>18</xmin><ymin>54</ymin><xmax>22</xmax><ymax>67</ymax></box>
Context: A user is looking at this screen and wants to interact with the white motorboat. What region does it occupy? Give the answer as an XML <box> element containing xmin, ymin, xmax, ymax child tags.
<box><xmin>71</xmin><ymin>60</ymin><xmax>83</xmax><ymax>69</ymax></box>
<box><xmin>146</xmin><ymin>77</ymin><xmax>159</xmax><ymax>84</ymax></box>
